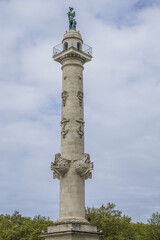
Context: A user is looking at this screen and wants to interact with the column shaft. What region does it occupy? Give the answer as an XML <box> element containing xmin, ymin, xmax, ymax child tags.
<box><xmin>59</xmin><ymin>58</ymin><xmax>85</xmax><ymax>221</ymax></box>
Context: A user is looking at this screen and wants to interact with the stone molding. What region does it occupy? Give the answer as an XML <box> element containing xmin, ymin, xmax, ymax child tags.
<box><xmin>61</xmin><ymin>62</ymin><xmax>84</xmax><ymax>70</ymax></box>
<box><xmin>51</xmin><ymin>153</ymin><xmax>71</xmax><ymax>180</ymax></box>
<box><xmin>60</xmin><ymin>53</ymin><xmax>86</xmax><ymax>64</ymax></box>
<box><xmin>41</xmin><ymin>222</ymin><xmax>103</xmax><ymax>239</ymax></box>
<box><xmin>74</xmin><ymin>154</ymin><xmax>93</xmax><ymax>180</ymax></box>
<box><xmin>55</xmin><ymin>218</ymin><xmax>89</xmax><ymax>225</ymax></box>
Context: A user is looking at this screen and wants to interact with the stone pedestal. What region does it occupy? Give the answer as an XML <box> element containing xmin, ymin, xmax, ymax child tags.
<box><xmin>41</xmin><ymin>224</ymin><xmax>102</xmax><ymax>240</ymax></box>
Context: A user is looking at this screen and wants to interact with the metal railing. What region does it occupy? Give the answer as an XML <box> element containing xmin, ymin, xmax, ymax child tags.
<box><xmin>83</xmin><ymin>43</ymin><xmax>92</xmax><ymax>56</ymax></box>
<box><xmin>52</xmin><ymin>43</ymin><xmax>63</xmax><ymax>56</ymax></box>
<box><xmin>52</xmin><ymin>43</ymin><xmax>92</xmax><ymax>57</ymax></box>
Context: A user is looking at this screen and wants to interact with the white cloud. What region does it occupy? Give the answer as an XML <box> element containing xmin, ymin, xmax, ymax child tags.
<box><xmin>0</xmin><ymin>0</ymin><xmax>160</xmax><ymax>223</ymax></box>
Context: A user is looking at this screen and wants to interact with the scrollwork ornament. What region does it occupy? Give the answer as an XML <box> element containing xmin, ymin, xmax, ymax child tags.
<box><xmin>76</xmin><ymin>118</ymin><xmax>85</xmax><ymax>138</ymax></box>
<box><xmin>74</xmin><ymin>154</ymin><xmax>93</xmax><ymax>180</ymax></box>
<box><xmin>77</xmin><ymin>125</ymin><xmax>84</xmax><ymax>138</ymax></box>
<box><xmin>77</xmin><ymin>91</ymin><xmax>83</xmax><ymax>107</ymax></box>
<box><xmin>62</xmin><ymin>91</ymin><xmax>68</xmax><ymax>107</ymax></box>
<box><xmin>51</xmin><ymin>153</ymin><xmax>71</xmax><ymax>180</ymax></box>
<box><xmin>61</xmin><ymin>118</ymin><xmax>70</xmax><ymax>138</ymax></box>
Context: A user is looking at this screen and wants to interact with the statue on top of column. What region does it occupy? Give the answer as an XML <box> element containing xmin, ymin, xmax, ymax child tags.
<box><xmin>67</xmin><ymin>7</ymin><xmax>76</xmax><ymax>31</ymax></box>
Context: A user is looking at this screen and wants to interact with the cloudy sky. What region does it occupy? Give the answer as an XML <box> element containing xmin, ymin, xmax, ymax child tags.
<box><xmin>0</xmin><ymin>0</ymin><xmax>160</xmax><ymax>223</ymax></box>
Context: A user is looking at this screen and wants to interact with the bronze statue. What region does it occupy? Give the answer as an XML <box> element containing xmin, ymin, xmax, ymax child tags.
<box><xmin>67</xmin><ymin>7</ymin><xmax>76</xmax><ymax>30</ymax></box>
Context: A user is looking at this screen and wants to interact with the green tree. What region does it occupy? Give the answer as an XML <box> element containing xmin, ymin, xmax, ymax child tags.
<box><xmin>85</xmin><ymin>203</ymin><xmax>135</xmax><ymax>240</ymax></box>
<box><xmin>147</xmin><ymin>212</ymin><xmax>160</xmax><ymax>240</ymax></box>
<box><xmin>1</xmin><ymin>207</ymin><xmax>159</xmax><ymax>240</ymax></box>
<box><xmin>130</xmin><ymin>222</ymin><xmax>150</xmax><ymax>240</ymax></box>
<box><xmin>0</xmin><ymin>211</ymin><xmax>53</xmax><ymax>240</ymax></box>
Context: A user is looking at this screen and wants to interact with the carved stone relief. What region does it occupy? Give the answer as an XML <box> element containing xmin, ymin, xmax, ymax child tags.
<box><xmin>77</xmin><ymin>91</ymin><xmax>83</xmax><ymax>107</ymax></box>
<box><xmin>61</xmin><ymin>118</ymin><xmax>70</xmax><ymax>138</ymax></box>
<box><xmin>62</xmin><ymin>91</ymin><xmax>68</xmax><ymax>106</ymax></box>
<box><xmin>51</xmin><ymin>153</ymin><xmax>71</xmax><ymax>180</ymax></box>
<box><xmin>74</xmin><ymin>154</ymin><xmax>93</xmax><ymax>180</ymax></box>
<box><xmin>76</xmin><ymin>118</ymin><xmax>85</xmax><ymax>138</ymax></box>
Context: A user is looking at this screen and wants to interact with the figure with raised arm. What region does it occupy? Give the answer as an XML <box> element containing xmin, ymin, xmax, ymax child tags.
<box><xmin>67</xmin><ymin>7</ymin><xmax>76</xmax><ymax>30</ymax></box>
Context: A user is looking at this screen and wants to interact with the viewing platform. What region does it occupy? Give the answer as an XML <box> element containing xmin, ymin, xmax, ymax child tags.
<box><xmin>53</xmin><ymin>42</ymin><xmax>92</xmax><ymax>57</ymax></box>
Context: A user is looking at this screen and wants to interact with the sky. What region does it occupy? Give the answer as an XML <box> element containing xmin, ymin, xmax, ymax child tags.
<box><xmin>0</xmin><ymin>0</ymin><xmax>160</xmax><ymax>223</ymax></box>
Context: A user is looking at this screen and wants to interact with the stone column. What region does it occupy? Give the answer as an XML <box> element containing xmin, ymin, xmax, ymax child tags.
<box><xmin>51</xmin><ymin>30</ymin><xmax>93</xmax><ymax>224</ymax></box>
<box><xmin>41</xmin><ymin>29</ymin><xmax>102</xmax><ymax>240</ymax></box>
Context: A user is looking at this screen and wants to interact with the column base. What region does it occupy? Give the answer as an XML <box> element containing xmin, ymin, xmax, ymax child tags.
<box><xmin>55</xmin><ymin>217</ymin><xmax>89</xmax><ymax>225</ymax></box>
<box><xmin>41</xmin><ymin>223</ymin><xmax>103</xmax><ymax>240</ymax></box>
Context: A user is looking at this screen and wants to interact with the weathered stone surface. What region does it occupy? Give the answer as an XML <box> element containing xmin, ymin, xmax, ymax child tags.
<box><xmin>50</xmin><ymin>30</ymin><xmax>92</xmax><ymax>223</ymax></box>
<box><xmin>51</xmin><ymin>153</ymin><xmax>71</xmax><ymax>179</ymax></box>
<box><xmin>74</xmin><ymin>154</ymin><xmax>93</xmax><ymax>180</ymax></box>
<box><xmin>44</xmin><ymin>30</ymin><xmax>101</xmax><ymax>240</ymax></box>
<box><xmin>41</xmin><ymin>223</ymin><xmax>102</xmax><ymax>240</ymax></box>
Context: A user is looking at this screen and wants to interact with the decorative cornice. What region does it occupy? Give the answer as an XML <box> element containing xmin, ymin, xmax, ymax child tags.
<box><xmin>59</xmin><ymin>53</ymin><xmax>86</xmax><ymax>66</ymax></box>
<box><xmin>54</xmin><ymin>47</ymin><xmax>91</xmax><ymax>65</ymax></box>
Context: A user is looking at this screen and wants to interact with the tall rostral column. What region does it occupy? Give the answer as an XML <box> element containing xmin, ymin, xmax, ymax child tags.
<box><xmin>41</xmin><ymin>7</ymin><xmax>102</xmax><ymax>240</ymax></box>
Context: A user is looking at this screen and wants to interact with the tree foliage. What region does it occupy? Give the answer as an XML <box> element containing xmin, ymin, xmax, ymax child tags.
<box><xmin>0</xmin><ymin>211</ymin><xmax>53</xmax><ymax>240</ymax></box>
<box><xmin>86</xmin><ymin>203</ymin><xmax>134</xmax><ymax>240</ymax></box>
<box><xmin>85</xmin><ymin>203</ymin><xmax>159</xmax><ymax>240</ymax></box>
<box><xmin>147</xmin><ymin>212</ymin><xmax>160</xmax><ymax>240</ymax></box>
<box><xmin>0</xmin><ymin>205</ymin><xmax>160</xmax><ymax>240</ymax></box>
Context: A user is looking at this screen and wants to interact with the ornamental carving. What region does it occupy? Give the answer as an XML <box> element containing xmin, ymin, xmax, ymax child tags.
<box><xmin>62</xmin><ymin>91</ymin><xmax>68</xmax><ymax>106</ymax></box>
<box><xmin>77</xmin><ymin>91</ymin><xmax>83</xmax><ymax>107</ymax></box>
<box><xmin>76</xmin><ymin>118</ymin><xmax>85</xmax><ymax>138</ymax></box>
<box><xmin>51</xmin><ymin>153</ymin><xmax>71</xmax><ymax>180</ymax></box>
<box><xmin>61</xmin><ymin>118</ymin><xmax>70</xmax><ymax>138</ymax></box>
<box><xmin>74</xmin><ymin>154</ymin><xmax>93</xmax><ymax>180</ymax></box>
